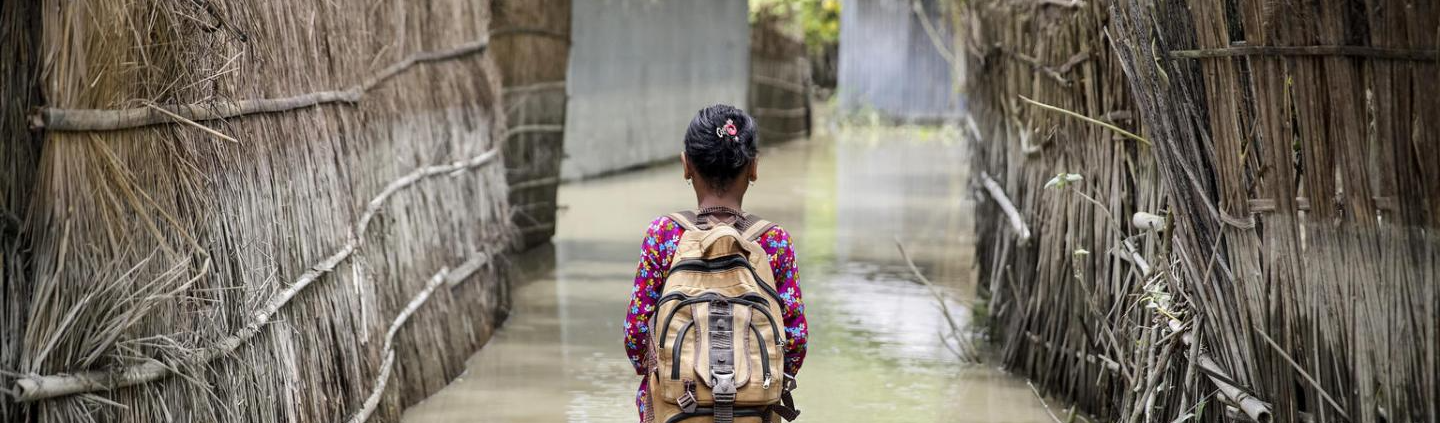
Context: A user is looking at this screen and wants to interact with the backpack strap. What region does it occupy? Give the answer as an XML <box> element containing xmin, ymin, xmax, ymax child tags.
<box><xmin>668</xmin><ymin>210</ymin><xmax>706</xmax><ymax>231</ymax></box>
<box><xmin>740</xmin><ymin>214</ymin><xmax>776</xmax><ymax>242</ymax></box>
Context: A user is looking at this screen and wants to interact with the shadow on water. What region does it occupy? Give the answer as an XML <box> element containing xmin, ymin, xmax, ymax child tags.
<box><xmin>403</xmin><ymin>128</ymin><xmax>1056</xmax><ymax>422</ymax></box>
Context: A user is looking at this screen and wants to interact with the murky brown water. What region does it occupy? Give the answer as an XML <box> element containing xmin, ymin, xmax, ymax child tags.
<box><xmin>402</xmin><ymin>128</ymin><xmax>1056</xmax><ymax>422</ymax></box>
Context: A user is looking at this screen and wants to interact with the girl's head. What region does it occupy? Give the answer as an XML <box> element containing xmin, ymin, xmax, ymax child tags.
<box><xmin>682</xmin><ymin>104</ymin><xmax>758</xmax><ymax>197</ymax></box>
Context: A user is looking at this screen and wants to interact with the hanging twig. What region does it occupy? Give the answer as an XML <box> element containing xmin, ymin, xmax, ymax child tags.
<box><xmin>12</xmin><ymin>149</ymin><xmax>500</xmax><ymax>402</ymax></box>
<box><xmin>979</xmin><ymin>172</ymin><xmax>1032</xmax><ymax>245</ymax></box>
<box><xmin>1019</xmin><ymin>95</ymin><xmax>1151</xmax><ymax>146</ymax></box>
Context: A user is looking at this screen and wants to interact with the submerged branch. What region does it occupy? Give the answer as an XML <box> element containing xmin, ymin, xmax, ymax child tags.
<box><xmin>12</xmin><ymin>149</ymin><xmax>500</xmax><ymax>402</ymax></box>
<box><xmin>895</xmin><ymin>239</ymin><xmax>981</xmax><ymax>364</ymax></box>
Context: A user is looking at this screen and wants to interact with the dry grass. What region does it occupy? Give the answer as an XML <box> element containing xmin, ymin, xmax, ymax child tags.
<box><xmin>2</xmin><ymin>0</ymin><xmax>513</xmax><ymax>421</ymax></box>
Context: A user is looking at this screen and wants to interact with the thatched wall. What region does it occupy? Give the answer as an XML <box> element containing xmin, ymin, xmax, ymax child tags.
<box><xmin>1</xmin><ymin>0</ymin><xmax>513</xmax><ymax>421</ymax></box>
<box><xmin>965</xmin><ymin>0</ymin><xmax>1439</xmax><ymax>421</ymax></box>
<box><xmin>750</xmin><ymin>12</ymin><xmax>813</xmax><ymax>144</ymax></box>
<box><xmin>493</xmin><ymin>0</ymin><xmax>569</xmax><ymax>250</ymax></box>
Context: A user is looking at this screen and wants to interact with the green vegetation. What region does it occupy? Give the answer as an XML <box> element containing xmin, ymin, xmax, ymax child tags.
<box><xmin>750</xmin><ymin>0</ymin><xmax>840</xmax><ymax>54</ymax></box>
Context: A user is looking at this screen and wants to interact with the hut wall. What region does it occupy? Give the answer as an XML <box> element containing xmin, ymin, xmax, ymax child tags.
<box><xmin>563</xmin><ymin>0</ymin><xmax>750</xmax><ymax>180</ymax></box>
<box><xmin>965</xmin><ymin>0</ymin><xmax>1440</xmax><ymax>421</ymax></box>
<box><xmin>493</xmin><ymin>0</ymin><xmax>570</xmax><ymax>249</ymax></box>
<box><xmin>1</xmin><ymin>0</ymin><xmax>43</xmax><ymax>421</ymax></box>
<box><xmin>1</xmin><ymin>0</ymin><xmax>513</xmax><ymax>421</ymax></box>
<box><xmin>838</xmin><ymin>0</ymin><xmax>960</xmax><ymax>122</ymax></box>
<box><xmin>749</xmin><ymin>13</ymin><xmax>813</xmax><ymax>144</ymax></box>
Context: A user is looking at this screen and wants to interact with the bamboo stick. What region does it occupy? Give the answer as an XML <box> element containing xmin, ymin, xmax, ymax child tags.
<box><xmin>489</xmin><ymin>27</ymin><xmax>569</xmax><ymax>44</ymax></box>
<box><xmin>34</xmin><ymin>39</ymin><xmax>490</xmax><ymax>132</ymax></box>
<box><xmin>349</xmin><ymin>254</ymin><xmax>487</xmax><ymax>423</ymax></box>
<box><xmin>503</xmin><ymin>124</ymin><xmax>565</xmax><ymax>140</ymax></box>
<box><xmin>750</xmin><ymin>74</ymin><xmax>807</xmax><ymax>94</ymax></box>
<box><xmin>1169</xmin><ymin>45</ymin><xmax>1437</xmax><ymax>61</ymax></box>
<box><xmin>980</xmin><ymin>171</ymin><xmax>1032</xmax><ymax>245</ymax></box>
<box><xmin>12</xmin><ymin>149</ymin><xmax>500</xmax><ymax>402</ymax></box>
<box><xmin>1166</xmin><ymin>320</ymin><xmax>1272</xmax><ymax>423</ymax></box>
<box><xmin>1018</xmin><ymin>95</ymin><xmax>1151</xmax><ymax>146</ymax></box>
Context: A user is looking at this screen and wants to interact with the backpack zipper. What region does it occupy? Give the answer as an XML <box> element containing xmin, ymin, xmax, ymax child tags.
<box><xmin>749</xmin><ymin>322</ymin><xmax>773</xmax><ymax>389</ymax></box>
<box><xmin>670</xmin><ymin>321</ymin><xmax>694</xmax><ymax>380</ymax></box>
<box><xmin>658</xmin><ymin>293</ymin><xmax>721</xmax><ymax>349</ymax></box>
<box><xmin>668</xmin><ymin>255</ymin><xmax>786</xmax><ymax>309</ymax></box>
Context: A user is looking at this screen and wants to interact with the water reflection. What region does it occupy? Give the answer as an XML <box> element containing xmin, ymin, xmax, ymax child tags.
<box><xmin>402</xmin><ymin>128</ymin><xmax>1054</xmax><ymax>422</ymax></box>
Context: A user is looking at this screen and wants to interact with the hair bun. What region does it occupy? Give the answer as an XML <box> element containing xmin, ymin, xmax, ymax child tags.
<box><xmin>683</xmin><ymin>105</ymin><xmax>758</xmax><ymax>191</ymax></box>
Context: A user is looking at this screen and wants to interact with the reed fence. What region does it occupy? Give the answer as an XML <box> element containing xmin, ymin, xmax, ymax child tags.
<box><xmin>962</xmin><ymin>0</ymin><xmax>1438</xmax><ymax>421</ymax></box>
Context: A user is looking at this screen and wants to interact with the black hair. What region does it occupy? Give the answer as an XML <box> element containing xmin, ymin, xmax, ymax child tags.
<box><xmin>684</xmin><ymin>104</ymin><xmax>758</xmax><ymax>191</ymax></box>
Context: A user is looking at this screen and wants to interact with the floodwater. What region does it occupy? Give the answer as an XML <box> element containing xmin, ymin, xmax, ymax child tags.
<box><xmin>403</xmin><ymin>128</ymin><xmax>1056</xmax><ymax>422</ymax></box>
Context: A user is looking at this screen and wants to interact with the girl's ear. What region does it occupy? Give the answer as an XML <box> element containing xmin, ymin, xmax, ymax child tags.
<box><xmin>747</xmin><ymin>157</ymin><xmax>759</xmax><ymax>182</ymax></box>
<box><xmin>681</xmin><ymin>152</ymin><xmax>694</xmax><ymax>181</ymax></box>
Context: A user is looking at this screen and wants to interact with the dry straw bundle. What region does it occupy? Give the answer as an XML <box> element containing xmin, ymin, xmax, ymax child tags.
<box><xmin>2</xmin><ymin>0</ymin><xmax>516</xmax><ymax>421</ymax></box>
<box><xmin>961</xmin><ymin>0</ymin><xmax>1437</xmax><ymax>421</ymax></box>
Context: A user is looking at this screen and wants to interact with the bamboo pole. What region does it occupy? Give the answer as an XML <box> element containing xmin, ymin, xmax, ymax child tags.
<box><xmin>1166</xmin><ymin>320</ymin><xmax>1272</xmax><ymax>423</ymax></box>
<box><xmin>1169</xmin><ymin>45</ymin><xmax>1436</xmax><ymax>61</ymax></box>
<box><xmin>12</xmin><ymin>149</ymin><xmax>500</xmax><ymax>402</ymax></box>
<box><xmin>980</xmin><ymin>171</ymin><xmax>1032</xmax><ymax>245</ymax></box>
<box><xmin>349</xmin><ymin>253</ymin><xmax>488</xmax><ymax>423</ymax></box>
<box><xmin>34</xmin><ymin>39</ymin><xmax>490</xmax><ymax>132</ymax></box>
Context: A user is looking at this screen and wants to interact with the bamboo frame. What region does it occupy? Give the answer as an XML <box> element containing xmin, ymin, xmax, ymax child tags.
<box><xmin>12</xmin><ymin>148</ymin><xmax>500</xmax><ymax>402</ymax></box>
<box><xmin>1169</xmin><ymin>45</ymin><xmax>1437</xmax><ymax>61</ymax></box>
<box><xmin>34</xmin><ymin>39</ymin><xmax>490</xmax><ymax>132</ymax></box>
<box><xmin>349</xmin><ymin>253</ymin><xmax>488</xmax><ymax>423</ymax></box>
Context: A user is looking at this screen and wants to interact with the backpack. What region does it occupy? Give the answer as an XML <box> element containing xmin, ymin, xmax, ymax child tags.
<box><xmin>645</xmin><ymin>208</ymin><xmax>800</xmax><ymax>423</ymax></box>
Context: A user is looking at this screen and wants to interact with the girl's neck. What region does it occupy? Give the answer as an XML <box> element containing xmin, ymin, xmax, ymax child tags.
<box><xmin>697</xmin><ymin>196</ymin><xmax>743</xmax><ymax>212</ymax></box>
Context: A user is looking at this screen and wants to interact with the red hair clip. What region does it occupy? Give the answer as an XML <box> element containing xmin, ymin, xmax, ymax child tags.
<box><xmin>716</xmin><ymin>119</ymin><xmax>738</xmax><ymax>140</ymax></box>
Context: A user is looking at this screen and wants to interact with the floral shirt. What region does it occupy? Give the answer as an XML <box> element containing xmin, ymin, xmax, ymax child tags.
<box><xmin>624</xmin><ymin>216</ymin><xmax>808</xmax><ymax>420</ymax></box>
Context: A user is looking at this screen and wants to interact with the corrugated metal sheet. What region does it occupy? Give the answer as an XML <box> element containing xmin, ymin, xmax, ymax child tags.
<box><xmin>838</xmin><ymin>0</ymin><xmax>960</xmax><ymax>121</ymax></box>
<box><xmin>564</xmin><ymin>0</ymin><xmax>750</xmax><ymax>180</ymax></box>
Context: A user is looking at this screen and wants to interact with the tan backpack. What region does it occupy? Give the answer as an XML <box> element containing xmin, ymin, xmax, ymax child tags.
<box><xmin>645</xmin><ymin>208</ymin><xmax>800</xmax><ymax>423</ymax></box>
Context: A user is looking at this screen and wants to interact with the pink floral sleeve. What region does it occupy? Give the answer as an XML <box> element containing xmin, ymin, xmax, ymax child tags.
<box><xmin>756</xmin><ymin>226</ymin><xmax>807</xmax><ymax>375</ymax></box>
<box><xmin>624</xmin><ymin>217</ymin><xmax>683</xmax><ymax>374</ymax></box>
<box><xmin>624</xmin><ymin>216</ymin><xmax>808</xmax><ymax>419</ymax></box>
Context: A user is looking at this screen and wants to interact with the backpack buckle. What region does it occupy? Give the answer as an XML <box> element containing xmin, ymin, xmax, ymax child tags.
<box><xmin>712</xmin><ymin>372</ymin><xmax>737</xmax><ymax>401</ymax></box>
<box><xmin>677</xmin><ymin>379</ymin><xmax>698</xmax><ymax>413</ymax></box>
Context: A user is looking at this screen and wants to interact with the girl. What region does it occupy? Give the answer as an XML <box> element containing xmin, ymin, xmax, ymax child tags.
<box><xmin>622</xmin><ymin>104</ymin><xmax>808</xmax><ymax>421</ymax></box>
